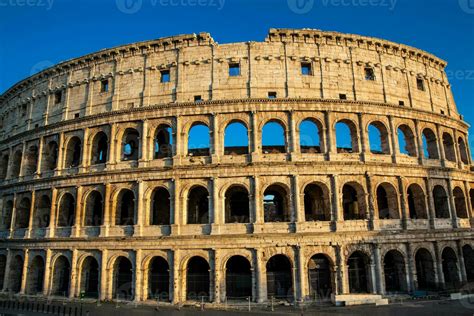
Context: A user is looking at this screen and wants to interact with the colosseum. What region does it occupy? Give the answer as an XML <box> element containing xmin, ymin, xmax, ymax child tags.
<box><xmin>0</xmin><ymin>28</ymin><xmax>473</xmax><ymax>307</ymax></box>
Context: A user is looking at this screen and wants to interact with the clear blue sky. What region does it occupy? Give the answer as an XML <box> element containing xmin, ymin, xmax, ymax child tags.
<box><xmin>1</xmin><ymin>0</ymin><xmax>473</xmax><ymax>149</ymax></box>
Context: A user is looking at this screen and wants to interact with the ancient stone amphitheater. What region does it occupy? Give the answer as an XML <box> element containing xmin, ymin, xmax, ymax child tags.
<box><xmin>0</xmin><ymin>28</ymin><xmax>473</xmax><ymax>306</ymax></box>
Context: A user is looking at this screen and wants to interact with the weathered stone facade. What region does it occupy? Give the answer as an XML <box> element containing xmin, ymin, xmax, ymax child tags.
<box><xmin>0</xmin><ymin>28</ymin><xmax>473</xmax><ymax>305</ymax></box>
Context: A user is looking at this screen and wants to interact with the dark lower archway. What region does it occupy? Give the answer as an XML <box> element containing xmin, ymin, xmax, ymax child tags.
<box><xmin>148</xmin><ymin>257</ymin><xmax>170</xmax><ymax>301</ymax></box>
<box><xmin>80</xmin><ymin>256</ymin><xmax>99</xmax><ymax>298</ymax></box>
<box><xmin>186</xmin><ymin>256</ymin><xmax>210</xmax><ymax>301</ymax></box>
<box><xmin>415</xmin><ymin>248</ymin><xmax>436</xmax><ymax>290</ymax></box>
<box><xmin>225</xmin><ymin>256</ymin><xmax>252</xmax><ymax>300</ymax></box>
<box><xmin>348</xmin><ymin>251</ymin><xmax>370</xmax><ymax>293</ymax></box>
<box><xmin>26</xmin><ymin>256</ymin><xmax>45</xmax><ymax>295</ymax></box>
<box><xmin>266</xmin><ymin>255</ymin><xmax>293</xmax><ymax>300</ymax></box>
<box><xmin>462</xmin><ymin>245</ymin><xmax>474</xmax><ymax>282</ymax></box>
<box><xmin>383</xmin><ymin>250</ymin><xmax>407</xmax><ymax>293</ymax></box>
<box><xmin>51</xmin><ymin>256</ymin><xmax>70</xmax><ymax>296</ymax></box>
<box><xmin>0</xmin><ymin>255</ymin><xmax>6</xmax><ymax>290</ymax></box>
<box><xmin>8</xmin><ymin>255</ymin><xmax>23</xmax><ymax>293</ymax></box>
<box><xmin>442</xmin><ymin>247</ymin><xmax>460</xmax><ymax>290</ymax></box>
<box><xmin>113</xmin><ymin>257</ymin><xmax>133</xmax><ymax>300</ymax></box>
<box><xmin>308</xmin><ymin>254</ymin><xmax>333</xmax><ymax>300</ymax></box>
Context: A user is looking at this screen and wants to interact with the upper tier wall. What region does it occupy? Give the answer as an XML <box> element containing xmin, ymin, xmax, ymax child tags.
<box><xmin>0</xmin><ymin>29</ymin><xmax>458</xmax><ymax>141</ymax></box>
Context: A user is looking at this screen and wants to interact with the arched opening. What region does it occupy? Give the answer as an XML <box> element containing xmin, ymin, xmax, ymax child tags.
<box><xmin>262</xmin><ymin>120</ymin><xmax>286</xmax><ymax>154</ymax></box>
<box><xmin>376</xmin><ymin>183</ymin><xmax>400</xmax><ymax>219</ymax></box>
<box><xmin>347</xmin><ymin>251</ymin><xmax>370</xmax><ymax>293</ymax></box>
<box><xmin>335</xmin><ymin>120</ymin><xmax>359</xmax><ymax>153</ymax></box>
<box><xmin>116</xmin><ymin>189</ymin><xmax>135</xmax><ymax>226</ymax></box>
<box><xmin>304</xmin><ymin>183</ymin><xmax>330</xmax><ymax>221</ymax></box>
<box><xmin>442</xmin><ymin>247</ymin><xmax>460</xmax><ymax>289</ymax></box>
<box><xmin>0</xmin><ymin>255</ymin><xmax>6</xmax><ymax>290</ymax></box>
<box><xmin>368</xmin><ymin>122</ymin><xmax>390</xmax><ymax>154</ymax></box>
<box><xmin>34</xmin><ymin>194</ymin><xmax>51</xmax><ymax>228</ymax></box>
<box><xmin>342</xmin><ymin>183</ymin><xmax>366</xmax><ymax>220</ymax></box>
<box><xmin>154</xmin><ymin>124</ymin><xmax>173</xmax><ymax>159</ymax></box>
<box><xmin>397</xmin><ymin>125</ymin><xmax>417</xmax><ymax>157</ymax></box>
<box><xmin>266</xmin><ymin>255</ymin><xmax>293</xmax><ymax>300</ymax></box>
<box><xmin>57</xmin><ymin>193</ymin><xmax>75</xmax><ymax>227</ymax></box>
<box><xmin>433</xmin><ymin>185</ymin><xmax>450</xmax><ymax>218</ymax></box>
<box><xmin>42</xmin><ymin>141</ymin><xmax>58</xmax><ymax>171</ymax></box>
<box><xmin>442</xmin><ymin>133</ymin><xmax>456</xmax><ymax>162</ymax></box>
<box><xmin>225</xmin><ymin>256</ymin><xmax>252</xmax><ymax>300</ymax></box>
<box><xmin>148</xmin><ymin>257</ymin><xmax>170</xmax><ymax>301</ymax></box>
<box><xmin>188</xmin><ymin>123</ymin><xmax>210</xmax><ymax>156</ymax></box>
<box><xmin>384</xmin><ymin>250</ymin><xmax>407</xmax><ymax>293</ymax></box>
<box><xmin>186</xmin><ymin>256</ymin><xmax>210</xmax><ymax>301</ymax></box>
<box><xmin>415</xmin><ymin>248</ymin><xmax>436</xmax><ymax>290</ymax></box>
<box><xmin>51</xmin><ymin>256</ymin><xmax>70</xmax><ymax>297</ymax></box>
<box><xmin>224</xmin><ymin>185</ymin><xmax>249</xmax><ymax>223</ymax></box>
<box><xmin>308</xmin><ymin>254</ymin><xmax>333</xmax><ymax>300</ymax></box>
<box><xmin>0</xmin><ymin>153</ymin><xmax>9</xmax><ymax>179</ymax></box>
<box><xmin>187</xmin><ymin>186</ymin><xmax>209</xmax><ymax>224</ymax></box>
<box><xmin>15</xmin><ymin>197</ymin><xmax>31</xmax><ymax>229</ymax></box>
<box><xmin>9</xmin><ymin>255</ymin><xmax>24</xmax><ymax>293</ymax></box>
<box><xmin>150</xmin><ymin>187</ymin><xmax>170</xmax><ymax>225</ymax></box>
<box><xmin>65</xmin><ymin>137</ymin><xmax>82</xmax><ymax>168</ymax></box>
<box><xmin>113</xmin><ymin>256</ymin><xmax>133</xmax><ymax>300</ymax></box>
<box><xmin>224</xmin><ymin>121</ymin><xmax>249</xmax><ymax>155</ymax></box>
<box><xmin>122</xmin><ymin>128</ymin><xmax>140</xmax><ymax>161</ymax></box>
<box><xmin>462</xmin><ymin>245</ymin><xmax>474</xmax><ymax>282</ymax></box>
<box><xmin>458</xmin><ymin>137</ymin><xmax>469</xmax><ymax>164</ymax></box>
<box><xmin>26</xmin><ymin>256</ymin><xmax>45</xmax><ymax>295</ymax></box>
<box><xmin>1</xmin><ymin>200</ymin><xmax>13</xmax><ymax>230</ymax></box>
<box><xmin>84</xmin><ymin>191</ymin><xmax>103</xmax><ymax>226</ymax></box>
<box><xmin>23</xmin><ymin>145</ymin><xmax>38</xmax><ymax>176</ymax></box>
<box><xmin>91</xmin><ymin>132</ymin><xmax>108</xmax><ymax>164</ymax></box>
<box><xmin>10</xmin><ymin>150</ymin><xmax>22</xmax><ymax>178</ymax></box>
<box><xmin>263</xmin><ymin>184</ymin><xmax>290</xmax><ymax>222</ymax></box>
<box><xmin>80</xmin><ymin>256</ymin><xmax>99</xmax><ymax>298</ymax></box>
<box><xmin>407</xmin><ymin>184</ymin><xmax>427</xmax><ymax>219</ymax></box>
<box><xmin>453</xmin><ymin>187</ymin><xmax>468</xmax><ymax>218</ymax></box>
<box><xmin>300</xmin><ymin>119</ymin><xmax>322</xmax><ymax>153</ymax></box>
<box><xmin>422</xmin><ymin>129</ymin><xmax>439</xmax><ymax>159</ymax></box>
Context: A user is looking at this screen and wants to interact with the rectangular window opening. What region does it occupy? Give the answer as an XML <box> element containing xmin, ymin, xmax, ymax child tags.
<box><xmin>301</xmin><ymin>62</ymin><xmax>312</xmax><ymax>76</ymax></box>
<box><xmin>194</xmin><ymin>95</ymin><xmax>202</xmax><ymax>102</ymax></box>
<box><xmin>399</xmin><ymin>100</ymin><xmax>405</xmax><ymax>106</ymax></box>
<box><xmin>416</xmin><ymin>77</ymin><xmax>425</xmax><ymax>91</ymax></box>
<box><xmin>229</xmin><ymin>63</ymin><xmax>240</xmax><ymax>76</ymax></box>
<box><xmin>364</xmin><ymin>67</ymin><xmax>375</xmax><ymax>81</ymax></box>
<box><xmin>160</xmin><ymin>70</ymin><xmax>170</xmax><ymax>83</ymax></box>
<box><xmin>268</xmin><ymin>92</ymin><xmax>277</xmax><ymax>99</ymax></box>
<box><xmin>54</xmin><ymin>91</ymin><xmax>62</xmax><ymax>104</ymax></box>
<box><xmin>74</xmin><ymin>113</ymin><xmax>80</xmax><ymax>118</ymax></box>
<box><xmin>339</xmin><ymin>94</ymin><xmax>347</xmax><ymax>100</ymax></box>
<box><xmin>101</xmin><ymin>79</ymin><xmax>109</xmax><ymax>92</ymax></box>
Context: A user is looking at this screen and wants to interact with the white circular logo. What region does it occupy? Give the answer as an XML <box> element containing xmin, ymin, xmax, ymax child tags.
<box><xmin>116</xmin><ymin>0</ymin><xmax>143</xmax><ymax>14</ymax></box>
<box><xmin>287</xmin><ymin>0</ymin><xmax>314</xmax><ymax>14</ymax></box>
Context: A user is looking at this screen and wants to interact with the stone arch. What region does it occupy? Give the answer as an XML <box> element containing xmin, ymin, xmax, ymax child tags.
<box><xmin>458</xmin><ymin>137</ymin><xmax>469</xmax><ymax>164</ymax></box>
<box><xmin>262</xmin><ymin>119</ymin><xmax>287</xmax><ymax>154</ymax></box>
<box><xmin>225</xmin><ymin>255</ymin><xmax>252</xmax><ymax>300</ymax></box>
<box><xmin>299</xmin><ymin>118</ymin><xmax>323</xmax><ymax>153</ymax></box>
<box><xmin>115</xmin><ymin>189</ymin><xmax>135</xmax><ymax>226</ymax></box>
<box><xmin>112</xmin><ymin>256</ymin><xmax>134</xmax><ymax>300</ymax></box>
<box><xmin>0</xmin><ymin>153</ymin><xmax>9</xmax><ymax>179</ymax></box>
<box><xmin>224</xmin><ymin>185</ymin><xmax>250</xmax><ymax>223</ymax></box>
<box><xmin>121</xmin><ymin>128</ymin><xmax>140</xmax><ymax>161</ymax></box>
<box><xmin>442</xmin><ymin>247</ymin><xmax>460</xmax><ymax>289</ymax></box>
<box><xmin>15</xmin><ymin>197</ymin><xmax>31</xmax><ymax>229</ymax></box>
<box><xmin>8</xmin><ymin>255</ymin><xmax>24</xmax><ymax>293</ymax></box>
<box><xmin>263</xmin><ymin>183</ymin><xmax>291</xmax><ymax>222</ymax></box>
<box><xmin>433</xmin><ymin>185</ymin><xmax>450</xmax><ymax>218</ymax></box>
<box><xmin>224</xmin><ymin>120</ymin><xmax>249</xmax><ymax>155</ymax></box>
<box><xmin>147</xmin><ymin>256</ymin><xmax>170</xmax><ymax>301</ymax></box>
<box><xmin>308</xmin><ymin>253</ymin><xmax>334</xmax><ymax>300</ymax></box>
<box><xmin>91</xmin><ymin>131</ymin><xmax>108</xmax><ymax>164</ymax></box>
<box><xmin>442</xmin><ymin>132</ymin><xmax>456</xmax><ymax>162</ymax></box>
<box><xmin>303</xmin><ymin>182</ymin><xmax>331</xmax><ymax>221</ymax></box>
<box><xmin>368</xmin><ymin>121</ymin><xmax>390</xmax><ymax>154</ymax></box>
<box><xmin>64</xmin><ymin>136</ymin><xmax>82</xmax><ymax>168</ymax></box>
<box><xmin>266</xmin><ymin>254</ymin><xmax>293</xmax><ymax>300</ymax></box>
<box><xmin>57</xmin><ymin>192</ymin><xmax>75</xmax><ymax>227</ymax></box>
<box><xmin>34</xmin><ymin>193</ymin><xmax>51</xmax><ymax>228</ymax></box>
<box><xmin>415</xmin><ymin>248</ymin><xmax>436</xmax><ymax>290</ymax></box>
<box><xmin>462</xmin><ymin>244</ymin><xmax>474</xmax><ymax>282</ymax></box>
<box><xmin>1</xmin><ymin>200</ymin><xmax>13</xmax><ymax>230</ymax></box>
<box><xmin>26</xmin><ymin>255</ymin><xmax>45</xmax><ymax>295</ymax></box>
<box><xmin>342</xmin><ymin>182</ymin><xmax>367</xmax><ymax>220</ymax></box>
<box><xmin>51</xmin><ymin>255</ymin><xmax>70</xmax><ymax>296</ymax></box>
<box><xmin>0</xmin><ymin>254</ymin><xmax>6</xmax><ymax>290</ymax></box>
<box><xmin>150</xmin><ymin>187</ymin><xmax>171</xmax><ymax>225</ymax></box>
<box><xmin>23</xmin><ymin>144</ymin><xmax>38</xmax><ymax>176</ymax></box>
<box><xmin>397</xmin><ymin>124</ymin><xmax>417</xmax><ymax>157</ymax></box>
<box><xmin>335</xmin><ymin>119</ymin><xmax>359</xmax><ymax>153</ymax></box>
<box><xmin>376</xmin><ymin>182</ymin><xmax>400</xmax><ymax>219</ymax></box>
<box><xmin>188</xmin><ymin>122</ymin><xmax>210</xmax><ymax>156</ymax></box>
<box><xmin>79</xmin><ymin>256</ymin><xmax>99</xmax><ymax>298</ymax></box>
<box><xmin>84</xmin><ymin>190</ymin><xmax>103</xmax><ymax>226</ymax></box>
<box><xmin>187</xmin><ymin>185</ymin><xmax>209</xmax><ymax>224</ymax></box>
<box><xmin>407</xmin><ymin>184</ymin><xmax>427</xmax><ymax>219</ymax></box>
<box><xmin>42</xmin><ymin>140</ymin><xmax>58</xmax><ymax>172</ymax></box>
<box><xmin>186</xmin><ymin>256</ymin><xmax>210</xmax><ymax>301</ymax></box>
<box><xmin>383</xmin><ymin>250</ymin><xmax>407</xmax><ymax>293</ymax></box>
<box><xmin>453</xmin><ymin>187</ymin><xmax>468</xmax><ymax>218</ymax></box>
<box><xmin>154</xmin><ymin>124</ymin><xmax>173</xmax><ymax>159</ymax></box>
<box><xmin>347</xmin><ymin>251</ymin><xmax>371</xmax><ymax>293</ymax></box>
<box><xmin>10</xmin><ymin>149</ymin><xmax>22</xmax><ymax>178</ymax></box>
<box><xmin>422</xmin><ymin>128</ymin><xmax>439</xmax><ymax>159</ymax></box>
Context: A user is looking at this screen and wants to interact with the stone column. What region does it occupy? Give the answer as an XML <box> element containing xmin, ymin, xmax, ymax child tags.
<box><xmin>358</xmin><ymin>113</ymin><xmax>368</xmax><ymax>161</ymax></box>
<box><xmin>80</xmin><ymin>128</ymin><xmax>89</xmax><ymax>171</ymax></box>
<box><xmin>435</xmin><ymin>124</ymin><xmax>446</xmax><ymax>166</ymax></box>
<box><xmin>463</xmin><ymin>181</ymin><xmax>474</xmax><ymax>225</ymax></box>
<box><xmin>292</xmin><ymin>175</ymin><xmax>304</xmax><ymax>225</ymax></box>
<box><xmin>434</xmin><ymin>242</ymin><xmax>445</xmax><ymax>289</ymax></box>
<box><xmin>457</xmin><ymin>240</ymin><xmax>468</xmax><ymax>283</ymax></box>
<box><xmin>134</xmin><ymin>249</ymin><xmax>143</xmax><ymax>301</ymax></box>
<box><xmin>211</xmin><ymin>113</ymin><xmax>220</xmax><ymax>164</ymax></box>
<box><xmin>35</xmin><ymin>136</ymin><xmax>44</xmax><ymax>177</ymax></box>
<box><xmin>85</xmin><ymin>64</ymin><xmax>96</xmax><ymax>116</ymax></box>
<box><xmin>26</xmin><ymin>190</ymin><xmax>35</xmax><ymax>238</ymax></box>
<box><xmin>405</xmin><ymin>243</ymin><xmax>415</xmax><ymax>293</ymax></box>
<box><xmin>55</xmin><ymin>132</ymin><xmax>65</xmax><ymax>174</ymax></box>
<box><xmin>325</xmin><ymin>111</ymin><xmax>336</xmax><ymax>160</ymax></box>
<box><xmin>212</xmin><ymin>250</ymin><xmax>223</xmax><ymax>303</ymax></box>
<box><xmin>100</xmin><ymin>183</ymin><xmax>112</xmax><ymax>237</ymax></box>
<box><xmin>388</xmin><ymin>115</ymin><xmax>398</xmax><ymax>163</ymax></box>
<box><xmin>42</xmin><ymin>249</ymin><xmax>52</xmax><ymax>296</ymax></box>
<box><xmin>47</xmin><ymin>188</ymin><xmax>58</xmax><ymax>238</ymax></box>
<box><xmin>331</xmin><ymin>175</ymin><xmax>341</xmax><ymax>230</ymax></box>
<box><xmin>173</xmin><ymin>116</ymin><xmax>183</xmax><ymax>165</ymax></box>
<box><xmin>134</xmin><ymin>180</ymin><xmax>144</xmax><ymax>236</ymax></box>
<box><xmin>111</xmin><ymin>58</ymin><xmax>122</xmax><ymax>111</ymax></box>
<box><xmin>69</xmin><ymin>249</ymin><xmax>78</xmax><ymax>298</ymax></box>
<box><xmin>372</xmin><ymin>244</ymin><xmax>384</xmax><ymax>294</ymax></box>
<box><xmin>73</xmin><ymin>186</ymin><xmax>83</xmax><ymax>237</ymax></box>
<box><xmin>9</xmin><ymin>194</ymin><xmax>17</xmax><ymax>238</ymax></box>
<box><xmin>99</xmin><ymin>249</ymin><xmax>108</xmax><ymax>301</ymax></box>
<box><xmin>211</xmin><ymin>177</ymin><xmax>221</xmax><ymax>234</ymax></box>
<box><xmin>139</xmin><ymin>119</ymin><xmax>149</xmax><ymax>165</ymax></box>
<box><xmin>289</xmin><ymin>110</ymin><xmax>299</xmax><ymax>159</ymax></box>
<box><xmin>446</xmin><ymin>178</ymin><xmax>457</xmax><ymax>228</ymax></box>
<box><xmin>250</xmin><ymin>111</ymin><xmax>260</xmax><ymax>162</ymax></box>
<box><xmin>397</xmin><ymin>176</ymin><xmax>408</xmax><ymax>229</ymax></box>
<box><xmin>414</xmin><ymin>120</ymin><xmax>423</xmax><ymax>164</ymax></box>
<box><xmin>252</xmin><ymin>176</ymin><xmax>263</xmax><ymax>229</ymax></box>
<box><xmin>19</xmin><ymin>249</ymin><xmax>29</xmax><ymax>294</ymax></box>
<box><xmin>171</xmin><ymin>250</ymin><xmax>181</xmax><ymax>304</ymax></box>
<box><xmin>255</xmin><ymin>249</ymin><xmax>267</xmax><ymax>303</ymax></box>
<box><xmin>365</xmin><ymin>172</ymin><xmax>375</xmax><ymax>230</ymax></box>
<box><xmin>2</xmin><ymin>249</ymin><xmax>11</xmax><ymax>292</ymax></box>
<box><xmin>171</xmin><ymin>178</ymin><xmax>181</xmax><ymax>235</ymax></box>
<box><xmin>296</xmin><ymin>246</ymin><xmax>307</xmax><ymax>302</ymax></box>
<box><xmin>18</xmin><ymin>141</ymin><xmax>26</xmax><ymax>178</ymax></box>
<box><xmin>108</xmin><ymin>123</ymin><xmax>117</xmax><ymax>166</ymax></box>
<box><xmin>424</xmin><ymin>178</ymin><xmax>436</xmax><ymax>229</ymax></box>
